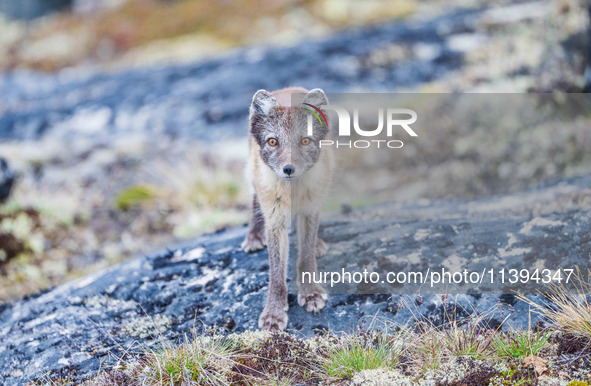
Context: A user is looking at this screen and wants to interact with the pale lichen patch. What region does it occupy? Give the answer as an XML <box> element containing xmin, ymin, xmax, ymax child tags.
<box><xmin>414</xmin><ymin>228</ymin><xmax>430</xmax><ymax>241</ymax></box>
<box><xmin>441</xmin><ymin>254</ymin><xmax>467</xmax><ymax>271</ymax></box>
<box><xmin>373</xmin><ymin>247</ymin><xmax>387</xmax><ymax>255</ymax></box>
<box><xmin>352</xmin><ymin>368</ymin><xmax>413</xmax><ymax>385</ymax></box>
<box><xmin>227</xmin><ymin>330</ymin><xmax>273</xmax><ymax>350</ymax></box>
<box><xmin>124</xmin><ymin>314</ymin><xmax>172</xmax><ymax>339</ymax></box>
<box><xmin>171</xmin><ymin>246</ymin><xmax>205</xmax><ymax>262</ymax></box>
<box><xmin>498</xmin><ymin>246</ymin><xmax>531</xmax><ymax>258</ymax></box>
<box><xmin>405</xmin><ymin>251</ymin><xmax>422</xmax><ymax>264</ymax></box>
<box><xmin>519</xmin><ymin>217</ymin><xmax>565</xmax><ymax>236</ymax></box>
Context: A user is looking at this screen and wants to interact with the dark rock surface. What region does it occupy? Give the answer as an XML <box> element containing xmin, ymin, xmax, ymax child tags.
<box><xmin>1</xmin><ymin>174</ymin><xmax>591</xmax><ymax>384</ymax></box>
<box><xmin>0</xmin><ymin>0</ymin><xmax>73</xmax><ymax>20</ymax></box>
<box><xmin>0</xmin><ymin>157</ymin><xmax>14</xmax><ymax>202</ymax></box>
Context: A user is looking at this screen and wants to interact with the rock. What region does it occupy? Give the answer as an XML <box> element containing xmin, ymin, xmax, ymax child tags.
<box><xmin>0</xmin><ymin>157</ymin><xmax>14</xmax><ymax>202</ymax></box>
<box><xmin>0</xmin><ymin>0</ymin><xmax>73</xmax><ymax>20</ymax></box>
<box><xmin>0</xmin><ymin>174</ymin><xmax>590</xmax><ymax>384</ymax></box>
<box><xmin>584</xmin><ymin>4</ymin><xmax>591</xmax><ymax>93</ymax></box>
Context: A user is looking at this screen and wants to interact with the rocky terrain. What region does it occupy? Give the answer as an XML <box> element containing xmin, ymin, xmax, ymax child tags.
<box><xmin>1</xmin><ymin>1</ymin><xmax>586</xmax><ymax>143</ymax></box>
<box><xmin>0</xmin><ymin>0</ymin><xmax>589</xmax><ymax>302</ymax></box>
<box><xmin>0</xmin><ymin>0</ymin><xmax>590</xmax><ymax>384</ymax></box>
<box><xmin>1</xmin><ymin>174</ymin><xmax>591</xmax><ymax>383</ymax></box>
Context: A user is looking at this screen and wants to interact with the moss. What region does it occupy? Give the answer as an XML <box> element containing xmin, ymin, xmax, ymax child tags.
<box><xmin>115</xmin><ymin>184</ymin><xmax>159</xmax><ymax>211</ymax></box>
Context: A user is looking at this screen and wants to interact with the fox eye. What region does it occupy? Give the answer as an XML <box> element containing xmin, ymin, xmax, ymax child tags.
<box><xmin>301</xmin><ymin>137</ymin><xmax>311</xmax><ymax>145</ymax></box>
<box><xmin>268</xmin><ymin>138</ymin><xmax>278</xmax><ymax>146</ymax></box>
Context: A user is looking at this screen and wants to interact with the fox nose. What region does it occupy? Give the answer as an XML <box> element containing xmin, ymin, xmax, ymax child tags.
<box><xmin>283</xmin><ymin>164</ymin><xmax>295</xmax><ymax>176</ymax></box>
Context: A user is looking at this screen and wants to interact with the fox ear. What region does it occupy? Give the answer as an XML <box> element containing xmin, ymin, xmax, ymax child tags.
<box><xmin>302</xmin><ymin>88</ymin><xmax>328</xmax><ymax>107</ymax></box>
<box><xmin>250</xmin><ymin>90</ymin><xmax>277</xmax><ymax>116</ymax></box>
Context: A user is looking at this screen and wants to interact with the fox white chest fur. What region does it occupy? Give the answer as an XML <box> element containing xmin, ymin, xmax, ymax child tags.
<box><xmin>242</xmin><ymin>87</ymin><xmax>334</xmax><ymax>331</ymax></box>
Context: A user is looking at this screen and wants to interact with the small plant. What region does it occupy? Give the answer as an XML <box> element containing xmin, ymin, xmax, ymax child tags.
<box><xmin>137</xmin><ymin>334</ymin><xmax>236</xmax><ymax>385</ymax></box>
<box><xmin>441</xmin><ymin>319</ymin><xmax>494</xmax><ymax>359</ymax></box>
<box><xmin>323</xmin><ymin>331</ymin><xmax>405</xmax><ymax>378</ymax></box>
<box><xmin>493</xmin><ymin>329</ymin><xmax>551</xmax><ymax>359</ymax></box>
<box><xmin>411</xmin><ymin>322</ymin><xmax>445</xmax><ymax>371</ymax></box>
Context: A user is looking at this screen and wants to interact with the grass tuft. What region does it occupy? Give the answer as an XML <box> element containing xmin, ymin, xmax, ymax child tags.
<box><xmin>137</xmin><ymin>334</ymin><xmax>236</xmax><ymax>385</ymax></box>
<box><xmin>493</xmin><ymin>329</ymin><xmax>551</xmax><ymax>359</ymax></box>
<box><xmin>411</xmin><ymin>322</ymin><xmax>446</xmax><ymax>371</ymax></box>
<box><xmin>519</xmin><ymin>270</ymin><xmax>591</xmax><ymax>340</ymax></box>
<box><xmin>441</xmin><ymin>319</ymin><xmax>494</xmax><ymax>359</ymax></box>
<box><xmin>323</xmin><ymin>331</ymin><xmax>405</xmax><ymax>378</ymax></box>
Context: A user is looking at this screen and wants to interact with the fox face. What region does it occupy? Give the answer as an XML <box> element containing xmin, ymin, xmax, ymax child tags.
<box><xmin>250</xmin><ymin>89</ymin><xmax>329</xmax><ymax>180</ymax></box>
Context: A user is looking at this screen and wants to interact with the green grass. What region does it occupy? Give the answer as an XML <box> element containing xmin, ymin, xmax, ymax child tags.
<box><xmin>323</xmin><ymin>332</ymin><xmax>405</xmax><ymax>378</ymax></box>
<box><xmin>138</xmin><ymin>334</ymin><xmax>236</xmax><ymax>385</ymax></box>
<box><xmin>493</xmin><ymin>329</ymin><xmax>551</xmax><ymax>359</ymax></box>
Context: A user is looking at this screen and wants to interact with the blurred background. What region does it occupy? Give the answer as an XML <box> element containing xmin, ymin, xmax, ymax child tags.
<box><xmin>0</xmin><ymin>0</ymin><xmax>589</xmax><ymax>302</ymax></box>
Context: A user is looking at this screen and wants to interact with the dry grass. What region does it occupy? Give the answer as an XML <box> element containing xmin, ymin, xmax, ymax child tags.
<box><xmin>135</xmin><ymin>148</ymin><xmax>250</xmax><ymax>239</ymax></box>
<box><xmin>53</xmin><ymin>297</ymin><xmax>590</xmax><ymax>384</ymax></box>
<box><xmin>519</xmin><ymin>270</ymin><xmax>591</xmax><ymax>340</ymax></box>
<box><xmin>411</xmin><ymin>324</ymin><xmax>446</xmax><ymax>371</ymax></box>
<box><xmin>2</xmin><ymin>0</ymin><xmax>418</xmax><ymax>71</ymax></box>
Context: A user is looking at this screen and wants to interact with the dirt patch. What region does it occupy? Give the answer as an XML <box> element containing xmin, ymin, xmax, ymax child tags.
<box><xmin>557</xmin><ymin>334</ymin><xmax>591</xmax><ymax>356</ymax></box>
<box><xmin>230</xmin><ymin>333</ymin><xmax>324</xmax><ymax>385</ymax></box>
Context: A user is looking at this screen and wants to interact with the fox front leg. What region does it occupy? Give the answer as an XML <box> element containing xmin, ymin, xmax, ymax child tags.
<box><xmin>297</xmin><ymin>212</ymin><xmax>327</xmax><ymax>313</ymax></box>
<box><xmin>292</xmin><ymin>214</ymin><xmax>330</xmax><ymax>256</ymax></box>
<box><xmin>241</xmin><ymin>194</ymin><xmax>266</xmax><ymax>253</ymax></box>
<box><xmin>258</xmin><ymin>223</ymin><xmax>289</xmax><ymax>331</ymax></box>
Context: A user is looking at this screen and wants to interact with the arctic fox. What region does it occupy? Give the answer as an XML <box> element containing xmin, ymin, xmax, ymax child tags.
<box><xmin>241</xmin><ymin>87</ymin><xmax>335</xmax><ymax>331</ymax></box>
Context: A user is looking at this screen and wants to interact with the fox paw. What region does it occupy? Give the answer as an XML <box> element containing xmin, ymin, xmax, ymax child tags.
<box><xmin>259</xmin><ymin>305</ymin><xmax>288</xmax><ymax>331</ymax></box>
<box><xmin>241</xmin><ymin>232</ymin><xmax>266</xmax><ymax>253</ymax></box>
<box><xmin>316</xmin><ymin>238</ymin><xmax>328</xmax><ymax>258</ymax></box>
<box><xmin>298</xmin><ymin>285</ymin><xmax>327</xmax><ymax>313</ymax></box>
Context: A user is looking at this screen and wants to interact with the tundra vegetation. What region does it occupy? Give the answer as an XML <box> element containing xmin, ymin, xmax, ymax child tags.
<box><xmin>36</xmin><ymin>276</ymin><xmax>591</xmax><ymax>385</ymax></box>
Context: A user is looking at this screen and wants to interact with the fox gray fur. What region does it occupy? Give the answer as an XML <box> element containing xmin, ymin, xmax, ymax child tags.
<box><xmin>241</xmin><ymin>87</ymin><xmax>335</xmax><ymax>331</ymax></box>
